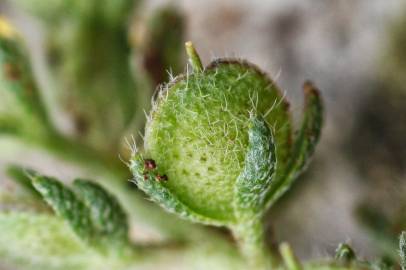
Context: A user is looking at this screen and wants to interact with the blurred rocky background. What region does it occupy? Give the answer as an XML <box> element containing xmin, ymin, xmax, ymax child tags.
<box><xmin>0</xmin><ymin>0</ymin><xmax>405</xmax><ymax>263</ymax></box>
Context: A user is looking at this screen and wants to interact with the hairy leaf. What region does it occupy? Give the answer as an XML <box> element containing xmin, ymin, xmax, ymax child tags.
<box><xmin>234</xmin><ymin>115</ymin><xmax>276</xmax><ymax>219</ymax></box>
<box><xmin>31</xmin><ymin>176</ymin><xmax>94</xmax><ymax>241</ymax></box>
<box><xmin>0</xmin><ymin>212</ymin><xmax>98</xmax><ymax>270</ymax></box>
<box><xmin>6</xmin><ymin>164</ymin><xmax>40</xmax><ymax>198</ymax></box>
<box><xmin>73</xmin><ymin>179</ymin><xmax>129</xmax><ymax>245</ymax></box>
<box><xmin>265</xmin><ymin>81</ymin><xmax>323</xmax><ymax>208</ymax></box>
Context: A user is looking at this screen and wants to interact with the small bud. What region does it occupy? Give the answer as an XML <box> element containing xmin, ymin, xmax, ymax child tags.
<box><xmin>335</xmin><ymin>243</ymin><xmax>356</xmax><ymax>264</ymax></box>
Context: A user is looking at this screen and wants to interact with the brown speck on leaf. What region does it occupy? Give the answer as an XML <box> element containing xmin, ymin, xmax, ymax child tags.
<box><xmin>144</xmin><ymin>159</ymin><xmax>157</xmax><ymax>170</ymax></box>
<box><xmin>143</xmin><ymin>174</ymin><xmax>149</xmax><ymax>181</ymax></box>
<box><xmin>156</xmin><ymin>174</ymin><xmax>168</xmax><ymax>182</ymax></box>
<box><xmin>3</xmin><ymin>63</ymin><xmax>20</xmax><ymax>80</ymax></box>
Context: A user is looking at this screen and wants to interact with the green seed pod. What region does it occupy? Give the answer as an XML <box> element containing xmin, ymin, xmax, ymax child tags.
<box><xmin>130</xmin><ymin>42</ymin><xmax>323</xmax><ymax>267</ymax></box>
<box><xmin>141</xmin><ymin>57</ymin><xmax>290</xmax><ymax>222</ymax></box>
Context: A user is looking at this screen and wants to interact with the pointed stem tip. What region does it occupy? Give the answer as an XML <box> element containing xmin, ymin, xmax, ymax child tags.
<box><xmin>185</xmin><ymin>41</ymin><xmax>203</xmax><ymax>72</ymax></box>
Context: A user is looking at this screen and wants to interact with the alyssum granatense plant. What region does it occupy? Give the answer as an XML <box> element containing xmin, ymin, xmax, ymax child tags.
<box><xmin>3</xmin><ymin>5</ymin><xmax>406</xmax><ymax>268</ymax></box>
<box><xmin>2</xmin><ymin>25</ymin><xmax>406</xmax><ymax>269</ymax></box>
<box><xmin>130</xmin><ymin>41</ymin><xmax>323</xmax><ymax>269</ymax></box>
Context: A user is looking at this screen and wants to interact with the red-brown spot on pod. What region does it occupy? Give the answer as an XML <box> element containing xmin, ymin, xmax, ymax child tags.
<box><xmin>156</xmin><ymin>174</ymin><xmax>168</xmax><ymax>182</ymax></box>
<box><xmin>143</xmin><ymin>174</ymin><xmax>149</xmax><ymax>181</ymax></box>
<box><xmin>144</xmin><ymin>159</ymin><xmax>156</xmax><ymax>170</ymax></box>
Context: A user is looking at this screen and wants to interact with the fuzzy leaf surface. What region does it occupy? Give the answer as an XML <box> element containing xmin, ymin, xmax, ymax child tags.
<box><xmin>6</xmin><ymin>165</ymin><xmax>40</xmax><ymax>198</ymax></box>
<box><xmin>234</xmin><ymin>115</ymin><xmax>276</xmax><ymax>219</ymax></box>
<box><xmin>265</xmin><ymin>83</ymin><xmax>323</xmax><ymax>208</ymax></box>
<box><xmin>145</xmin><ymin>59</ymin><xmax>291</xmax><ymax>221</ymax></box>
<box><xmin>31</xmin><ymin>176</ymin><xmax>94</xmax><ymax>241</ymax></box>
<box><xmin>130</xmin><ymin>153</ymin><xmax>226</xmax><ymax>226</ymax></box>
<box><xmin>73</xmin><ymin>179</ymin><xmax>129</xmax><ymax>246</ymax></box>
<box><xmin>0</xmin><ymin>212</ymin><xmax>100</xmax><ymax>270</ymax></box>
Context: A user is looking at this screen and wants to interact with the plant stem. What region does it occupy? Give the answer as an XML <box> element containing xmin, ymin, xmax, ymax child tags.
<box><xmin>280</xmin><ymin>242</ymin><xmax>302</xmax><ymax>270</ymax></box>
<box><xmin>233</xmin><ymin>217</ymin><xmax>275</xmax><ymax>270</ymax></box>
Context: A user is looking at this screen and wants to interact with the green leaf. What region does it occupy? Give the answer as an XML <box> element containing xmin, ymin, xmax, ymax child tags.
<box><xmin>265</xmin><ymin>81</ymin><xmax>323</xmax><ymax>208</ymax></box>
<box><xmin>31</xmin><ymin>175</ymin><xmax>94</xmax><ymax>242</ymax></box>
<box><xmin>0</xmin><ymin>212</ymin><xmax>99</xmax><ymax>270</ymax></box>
<box><xmin>230</xmin><ymin>115</ymin><xmax>277</xmax><ymax>269</ymax></box>
<box><xmin>6</xmin><ymin>164</ymin><xmax>40</xmax><ymax>198</ymax></box>
<box><xmin>73</xmin><ymin>179</ymin><xmax>129</xmax><ymax>246</ymax></box>
<box><xmin>234</xmin><ymin>115</ymin><xmax>276</xmax><ymax>219</ymax></box>
<box><xmin>31</xmin><ymin>175</ymin><xmax>132</xmax><ymax>251</ymax></box>
<box><xmin>130</xmin><ymin>153</ymin><xmax>226</xmax><ymax>226</ymax></box>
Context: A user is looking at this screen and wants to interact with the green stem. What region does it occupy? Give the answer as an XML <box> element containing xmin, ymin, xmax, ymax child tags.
<box><xmin>185</xmin><ymin>41</ymin><xmax>203</xmax><ymax>72</ymax></box>
<box><xmin>233</xmin><ymin>218</ymin><xmax>275</xmax><ymax>270</ymax></box>
<box><xmin>280</xmin><ymin>242</ymin><xmax>302</xmax><ymax>270</ymax></box>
